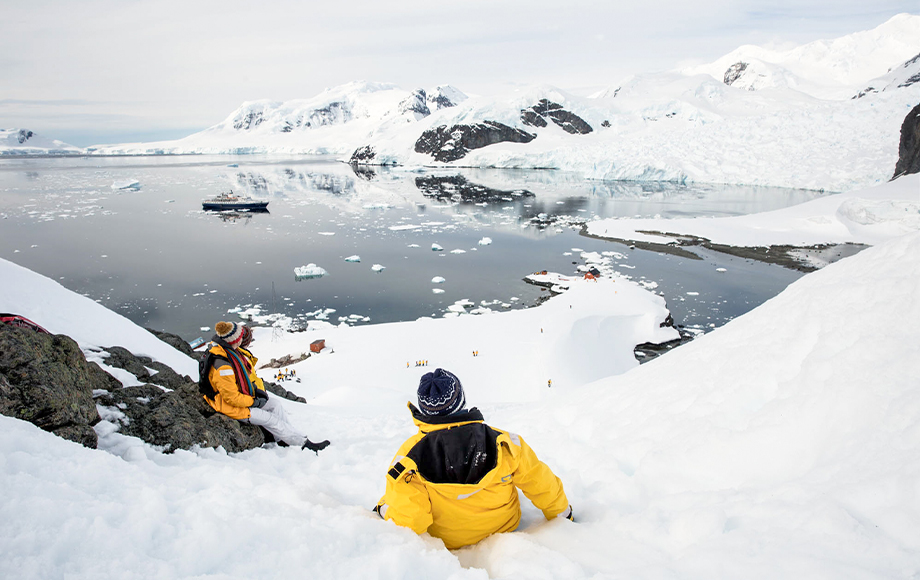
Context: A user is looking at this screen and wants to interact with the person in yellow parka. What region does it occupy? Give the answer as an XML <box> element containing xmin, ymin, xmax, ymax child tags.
<box><xmin>374</xmin><ymin>368</ymin><xmax>573</xmax><ymax>549</ymax></box>
<box><xmin>205</xmin><ymin>321</ymin><xmax>329</xmax><ymax>453</ymax></box>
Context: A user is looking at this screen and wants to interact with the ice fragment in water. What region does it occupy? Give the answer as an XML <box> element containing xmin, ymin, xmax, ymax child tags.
<box><xmin>478</xmin><ymin>237</ymin><xmax>492</xmax><ymax>246</ymax></box>
<box><xmin>431</xmin><ymin>243</ymin><xmax>443</xmax><ymax>251</ymax></box>
<box><xmin>431</xmin><ymin>276</ymin><xmax>446</xmax><ymax>284</ymax></box>
<box><xmin>294</xmin><ymin>264</ymin><xmax>328</xmax><ymax>280</ymax></box>
<box><xmin>345</xmin><ymin>255</ymin><xmax>361</xmax><ymax>263</ymax></box>
<box><xmin>371</xmin><ymin>264</ymin><xmax>386</xmax><ymax>272</ymax></box>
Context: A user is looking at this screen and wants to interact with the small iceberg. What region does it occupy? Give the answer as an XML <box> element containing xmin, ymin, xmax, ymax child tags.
<box><xmin>371</xmin><ymin>264</ymin><xmax>386</xmax><ymax>272</ymax></box>
<box><xmin>431</xmin><ymin>276</ymin><xmax>446</xmax><ymax>284</ymax></box>
<box><xmin>111</xmin><ymin>179</ymin><xmax>140</xmax><ymax>191</ymax></box>
<box><xmin>431</xmin><ymin>243</ymin><xmax>443</xmax><ymax>251</ymax></box>
<box><xmin>294</xmin><ymin>264</ymin><xmax>328</xmax><ymax>280</ymax></box>
<box><xmin>478</xmin><ymin>237</ymin><xmax>492</xmax><ymax>246</ymax></box>
<box><xmin>432</xmin><ymin>288</ymin><xmax>445</xmax><ymax>294</ymax></box>
<box><xmin>450</xmin><ymin>249</ymin><xmax>466</xmax><ymax>254</ymax></box>
<box><xmin>227</xmin><ymin>163</ymin><xmax>239</xmax><ymax>168</ymax></box>
<box><xmin>345</xmin><ymin>255</ymin><xmax>361</xmax><ymax>263</ymax></box>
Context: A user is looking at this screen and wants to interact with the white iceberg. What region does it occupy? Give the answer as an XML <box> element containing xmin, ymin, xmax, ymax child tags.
<box><xmin>371</xmin><ymin>264</ymin><xmax>385</xmax><ymax>272</ymax></box>
<box><xmin>344</xmin><ymin>255</ymin><xmax>361</xmax><ymax>263</ymax></box>
<box><xmin>293</xmin><ymin>264</ymin><xmax>328</xmax><ymax>280</ymax></box>
<box><xmin>431</xmin><ymin>276</ymin><xmax>446</xmax><ymax>284</ymax></box>
<box><xmin>450</xmin><ymin>249</ymin><xmax>466</xmax><ymax>254</ymax></box>
<box><xmin>431</xmin><ymin>243</ymin><xmax>443</xmax><ymax>251</ymax></box>
<box><xmin>478</xmin><ymin>237</ymin><xmax>493</xmax><ymax>246</ymax></box>
<box><xmin>432</xmin><ymin>288</ymin><xmax>445</xmax><ymax>294</ymax></box>
<box><xmin>111</xmin><ymin>179</ymin><xmax>140</xmax><ymax>190</ymax></box>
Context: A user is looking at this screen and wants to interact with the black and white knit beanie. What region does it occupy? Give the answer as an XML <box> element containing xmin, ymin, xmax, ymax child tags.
<box><xmin>215</xmin><ymin>321</ymin><xmax>244</xmax><ymax>346</ymax></box>
<box><xmin>417</xmin><ymin>368</ymin><xmax>466</xmax><ymax>416</ymax></box>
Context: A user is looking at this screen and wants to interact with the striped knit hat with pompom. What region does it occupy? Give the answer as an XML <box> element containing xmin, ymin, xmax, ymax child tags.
<box><xmin>215</xmin><ymin>321</ymin><xmax>244</xmax><ymax>346</ymax></box>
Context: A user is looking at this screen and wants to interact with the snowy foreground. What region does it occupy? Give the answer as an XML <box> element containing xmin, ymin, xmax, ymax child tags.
<box><xmin>2</xmin><ymin>174</ymin><xmax>919</xmax><ymax>578</ymax></box>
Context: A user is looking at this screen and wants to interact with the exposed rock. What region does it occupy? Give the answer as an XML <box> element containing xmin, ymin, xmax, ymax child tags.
<box><xmin>398</xmin><ymin>89</ymin><xmax>431</xmax><ymax>119</ymax></box>
<box><xmin>17</xmin><ymin>129</ymin><xmax>34</xmax><ymax>144</ymax></box>
<box><xmin>0</xmin><ymin>323</ymin><xmax>112</xmax><ymax>448</ymax></box>
<box><xmin>414</xmin><ymin>121</ymin><xmax>537</xmax><ymax>162</ymax></box>
<box><xmin>520</xmin><ymin>100</ymin><xmax>593</xmax><ymax>135</ymax></box>
<box><xmin>94</xmin><ymin>382</ymin><xmax>265</xmax><ymax>453</ymax></box>
<box><xmin>263</xmin><ymin>380</ymin><xmax>307</xmax><ymax>404</ymax></box>
<box><xmin>102</xmin><ymin>346</ymin><xmax>194</xmax><ymax>391</ymax></box>
<box><xmin>723</xmin><ymin>62</ymin><xmax>749</xmax><ymax>86</ymax></box>
<box><xmin>427</xmin><ymin>86</ymin><xmax>467</xmax><ymax>110</ymax></box>
<box><xmin>233</xmin><ymin>110</ymin><xmax>264</xmax><ymax>131</ymax></box>
<box><xmin>415</xmin><ymin>175</ymin><xmax>535</xmax><ymax>204</ymax></box>
<box><xmin>893</xmin><ymin>103</ymin><xmax>920</xmax><ymax>179</ymax></box>
<box><xmin>260</xmin><ymin>352</ymin><xmax>311</xmax><ymax>369</ymax></box>
<box><xmin>349</xmin><ymin>145</ymin><xmax>377</xmax><ymax>164</ymax></box>
<box><xmin>146</xmin><ymin>327</ymin><xmax>196</xmax><ymax>357</ymax></box>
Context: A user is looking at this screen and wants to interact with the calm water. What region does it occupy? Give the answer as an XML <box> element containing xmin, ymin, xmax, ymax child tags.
<box><xmin>0</xmin><ymin>155</ymin><xmax>823</xmax><ymax>342</ymax></box>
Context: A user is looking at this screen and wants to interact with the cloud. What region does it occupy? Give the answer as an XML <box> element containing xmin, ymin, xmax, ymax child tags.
<box><xmin>1</xmin><ymin>0</ymin><xmax>916</xmax><ymax>144</ymax></box>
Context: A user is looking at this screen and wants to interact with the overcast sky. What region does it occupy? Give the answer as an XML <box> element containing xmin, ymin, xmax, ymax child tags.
<box><xmin>2</xmin><ymin>0</ymin><xmax>916</xmax><ymax>146</ymax></box>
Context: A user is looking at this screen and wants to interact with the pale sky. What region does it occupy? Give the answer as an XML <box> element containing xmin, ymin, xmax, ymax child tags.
<box><xmin>1</xmin><ymin>0</ymin><xmax>916</xmax><ymax>146</ymax></box>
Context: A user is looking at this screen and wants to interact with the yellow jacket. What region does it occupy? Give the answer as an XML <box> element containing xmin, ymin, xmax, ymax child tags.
<box><xmin>204</xmin><ymin>344</ymin><xmax>267</xmax><ymax>420</ymax></box>
<box><xmin>376</xmin><ymin>403</ymin><xmax>568</xmax><ymax>549</ymax></box>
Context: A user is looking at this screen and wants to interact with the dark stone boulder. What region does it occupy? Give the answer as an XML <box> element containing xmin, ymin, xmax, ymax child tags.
<box><xmin>94</xmin><ymin>382</ymin><xmax>265</xmax><ymax>453</ymax></box>
<box><xmin>415</xmin><ymin>121</ymin><xmax>537</xmax><ymax>162</ymax></box>
<box><xmin>520</xmin><ymin>100</ymin><xmax>593</xmax><ymax>135</ymax></box>
<box><xmin>893</xmin><ymin>103</ymin><xmax>920</xmax><ymax>179</ymax></box>
<box><xmin>398</xmin><ymin>89</ymin><xmax>431</xmax><ymax>118</ymax></box>
<box><xmin>0</xmin><ymin>323</ymin><xmax>112</xmax><ymax>448</ymax></box>
<box><xmin>101</xmin><ymin>345</ymin><xmax>192</xmax><ymax>391</ymax></box>
<box><xmin>415</xmin><ymin>175</ymin><xmax>535</xmax><ymax>204</ymax></box>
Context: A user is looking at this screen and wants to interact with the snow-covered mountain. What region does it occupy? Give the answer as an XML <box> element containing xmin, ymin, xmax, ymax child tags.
<box><xmin>0</xmin><ymin>128</ymin><xmax>80</xmax><ymax>155</ymax></box>
<box><xmin>78</xmin><ymin>14</ymin><xmax>920</xmax><ymax>191</ymax></box>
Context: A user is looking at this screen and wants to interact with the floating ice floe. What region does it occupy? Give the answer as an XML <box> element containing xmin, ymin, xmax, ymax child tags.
<box><xmin>716</xmin><ymin>267</ymin><xmax>727</xmax><ymax>273</ymax></box>
<box><xmin>450</xmin><ymin>249</ymin><xmax>466</xmax><ymax>254</ymax></box>
<box><xmin>318</xmin><ymin>232</ymin><xmax>335</xmax><ymax>236</ymax></box>
<box><xmin>431</xmin><ymin>276</ymin><xmax>446</xmax><ymax>284</ymax></box>
<box><xmin>226</xmin><ymin>163</ymin><xmax>238</xmax><ymax>168</ymax></box>
<box><xmin>371</xmin><ymin>264</ymin><xmax>385</xmax><ymax>272</ymax></box>
<box><xmin>111</xmin><ymin>179</ymin><xmax>140</xmax><ymax>191</ymax></box>
<box><xmin>344</xmin><ymin>255</ymin><xmax>361</xmax><ymax>263</ymax></box>
<box><xmin>432</xmin><ymin>288</ymin><xmax>445</xmax><ymax>294</ymax></box>
<box><xmin>363</xmin><ymin>203</ymin><xmax>391</xmax><ymax>210</ymax></box>
<box><xmin>293</xmin><ymin>264</ymin><xmax>328</xmax><ymax>280</ymax></box>
<box><xmin>431</xmin><ymin>243</ymin><xmax>443</xmax><ymax>251</ymax></box>
<box><xmin>478</xmin><ymin>237</ymin><xmax>492</xmax><ymax>246</ymax></box>
<box><xmin>407</xmin><ymin>244</ymin><xmax>420</xmax><ymax>248</ymax></box>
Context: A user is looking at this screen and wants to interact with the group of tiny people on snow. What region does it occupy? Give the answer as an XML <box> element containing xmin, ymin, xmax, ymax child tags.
<box><xmin>274</xmin><ymin>368</ymin><xmax>299</xmax><ymax>383</ymax></box>
<box><xmin>205</xmin><ymin>321</ymin><xmax>574</xmax><ymax>550</ymax></box>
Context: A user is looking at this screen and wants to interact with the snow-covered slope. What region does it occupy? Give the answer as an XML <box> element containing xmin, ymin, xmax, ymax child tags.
<box><xmin>683</xmin><ymin>12</ymin><xmax>920</xmax><ymax>99</ymax></box>
<box><xmin>1</xmin><ymin>180</ymin><xmax>917</xmax><ymax>578</ymax></box>
<box><xmin>0</xmin><ymin>128</ymin><xmax>80</xmax><ymax>155</ymax></box>
<box><xmin>84</xmin><ymin>14</ymin><xmax>920</xmax><ymax>193</ymax></box>
<box><xmin>88</xmin><ymin>82</ymin><xmax>469</xmax><ymax>156</ymax></box>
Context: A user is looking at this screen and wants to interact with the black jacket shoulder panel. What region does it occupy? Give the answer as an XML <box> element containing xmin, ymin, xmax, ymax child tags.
<box><xmin>407</xmin><ymin>423</ymin><xmax>501</xmax><ymax>485</ymax></box>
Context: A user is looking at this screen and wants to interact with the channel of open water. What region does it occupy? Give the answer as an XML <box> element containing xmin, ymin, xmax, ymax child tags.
<box><xmin>0</xmin><ymin>155</ymin><xmax>827</xmax><ymax>344</ymax></box>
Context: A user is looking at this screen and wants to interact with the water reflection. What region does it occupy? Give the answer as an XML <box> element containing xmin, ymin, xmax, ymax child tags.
<box><xmin>0</xmin><ymin>155</ymin><xmax>825</xmax><ymax>341</ymax></box>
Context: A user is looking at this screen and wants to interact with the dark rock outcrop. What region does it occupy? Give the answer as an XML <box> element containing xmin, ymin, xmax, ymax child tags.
<box><xmin>415</xmin><ymin>175</ymin><xmax>535</xmax><ymax>204</ymax></box>
<box><xmin>17</xmin><ymin>129</ymin><xmax>34</xmax><ymax>144</ymax></box>
<box><xmin>398</xmin><ymin>89</ymin><xmax>431</xmax><ymax>118</ymax></box>
<box><xmin>723</xmin><ymin>62</ymin><xmax>749</xmax><ymax>86</ymax></box>
<box><xmin>520</xmin><ymin>100</ymin><xmax>593</xmax><ymax>135</ymax></box>
<box><xmin>0</xmin><ymin>321</ymin><xmax>310</xmax><ymax>453</ymax></box>
<box><xmin>0</xmin><ymin>323</ymin><xmax>113</xmax><ymax>447</ymax></box>
<box><xmin>349</xmin><ymin>145</ymin><xmax>377</xmax><ymax>164</ymax></box>
<box><xmin>415</xmin><ymin>121</ymin><xmax>537</xmax><ymax>162</ymax></box>
<box><xmin>94</xmin><ymin>382</ymin><xmax>265</xmax><ymax>453</ymax></box>
<box><xmin>893</xmin><ymin>103</ymin><xmax>920</xmax><ymax>179</ymax></box>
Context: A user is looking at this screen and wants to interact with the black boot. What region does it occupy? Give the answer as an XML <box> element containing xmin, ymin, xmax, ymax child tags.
<box><xmin>301</xmin><ymin>438</ymin><xmax>330</xmax><ymax>454</ymax></box>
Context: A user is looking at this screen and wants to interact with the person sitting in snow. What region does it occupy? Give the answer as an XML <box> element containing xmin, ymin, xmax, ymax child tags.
<box><xmin>374</xmin><ymin>368</ymin><xmax>572</xmax><ymax>549</ymax></box>
<box><xmin>205</xmin><ymin>321</ymin><xmax>329</xmax><ymax>453</ymax></box>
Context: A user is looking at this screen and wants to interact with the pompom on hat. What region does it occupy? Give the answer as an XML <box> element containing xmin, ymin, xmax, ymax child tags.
<box><xmin>215</xmin><ymin>321</ymin><xmax>244</xmax><ymax>346</ymax></box>
<box><xmin>417</xmin><ymin>368</ymin><xmax>466</xmax><ymax>416</ymax></box>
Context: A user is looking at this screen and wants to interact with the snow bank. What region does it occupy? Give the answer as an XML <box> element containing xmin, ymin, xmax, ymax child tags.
<box><xmin>586</xmin><ymin>173</ymin><xmax>920</xmax><ymax>247</ymax></box>
<box><xmin>0</xmin><ymin>258</ymin><xmax>197</xmax><ymax>377</ymax></box>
